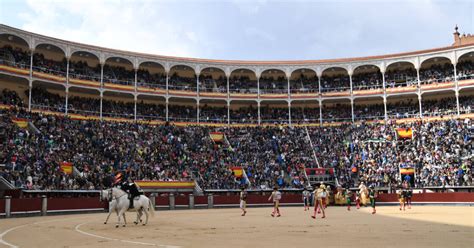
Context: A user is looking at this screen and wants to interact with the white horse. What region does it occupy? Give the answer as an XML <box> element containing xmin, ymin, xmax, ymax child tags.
<box><xmin>100</xmin><ymin>189</ymin><xmax>130</xmax><ymax>225</ymax></box>
<box><xmin>109</xmin><ymin>187</ymin><xmax>155</xmax><ymax>227</ymax></box>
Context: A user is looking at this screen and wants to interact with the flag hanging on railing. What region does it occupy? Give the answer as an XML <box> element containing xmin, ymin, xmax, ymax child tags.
<box><xmin>12</xmin><ymin>117</ymin><xmax>28</xmax><ymax>128</ymax></box>
<box><xmin>60</xmin><ymin>162</ymin><xmax>73</xmax><ymax>174</ymax></box>
<box><xmin>231</xmin><ymin>167</ymin><xmax>243</xmax><ymax>178</ymax></box>
<box><xmin>210</xmin><ymin>132</ymin><xmax>225</xmax><ymax>143</ymax></box>
<box><xmin>396</xmin><ymin>128</ymin><xmax>413</xmax><ymax>139</ymax></box>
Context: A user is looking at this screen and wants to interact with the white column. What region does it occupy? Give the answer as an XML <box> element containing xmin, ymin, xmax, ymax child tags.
<box><xmin>257</xmin><ymin>76</ymin><xmax>261</xmax><ymax>125</ymax></box>
<box><xmin>28</xmin><ymin>50</ymin><xmax>34</xmax><ymax>111</ymax></box>
<box><xmin>165</xmin><ymin>98</ymin><xmax>169</xmax><ymax>122</ymax></box>
<box><xmin>382</xmin><ymin>71</ymin><xmax>388</xmax><ymax>121</ymax></box>
<box><xmin>318</xmin><ymin>75</ymin><xmax>321</xmax><ymax>95</ymax></box>
<box><xmin>99</xmin><ymin>91</ymin><xmax>103</xmax><ymax>120</ymax></box>
<box><xmin>196</xmin><ymin>100</ymin><xmax>200</xmax><ymax>123</ymax></box>
<box><xmin>100</xmin><ymin>63</ymin><xmax>104</xmax><ymax>87</ymax></box>
<box><xmin>66</xmin><ymin>58</ymin><xmax>70</xmax><ymax>85</ymax></box>
<box><xmin>319</xmin><ymin>100</ymin><xmax>323</xmax><ymax>126</ymax></box>
<box><xmin>257</xmin><ymin>77</ymin><xmax>260</xmax><ymax>98</ymax></box>
<box><xmin>349</xmin><ymin>72</ymin><xmax>353</xmax><ymax>95</ymax></box>
<box><xmin>65</xmin><ymin>88</ymin><xmax>69</xmax><ymax>116</ymax></box>
<box><xmin>165</xmin><ymin>70</ymin><xmax>169</xmax><ymax>95</ymax></box>
<box><xmin>28</xmin><ymin>82</ymin><xmax>32</xmax><ymax>111</ymax></box>
<box><xmin>65</xmin><ymin>58</ymin><xmax>70</xmax><ymax>116</ymax></box>
<box><xmin>227</xmin><ymin>76</ymin><xmax>230</xmax><ymax>125</ymax></box>
<box><xmin>318</xmin><ymin>75</ymin><xmax>322</xmax><ymax>125</ymax></box>
<box><xmin>196</xmin><ymin>73</ymin><xmax>200</xmax><ymax>96</ymax></box>
<box><xmin>288</xmin><ymin>101</ymin><xmax>292</xmax><ymax>125</ymax></box>
<box><xmin>257</xmin><ymin>101</ymin><xmax>261</xmax><ymax>125</ymax></box>
<box><xmin>288</xmin><ymin>77</ymin><xmax>291</xmax><ymax>125</ymax></box>
<box><xmin>134</xmin><ymin>94</ymin><xmax>137</xmax><ymax>121</ymax></box>
<box><xmin>227</xmin><ymin>101</ymin><xmax>231</xmax><ymax>125</ymax></box>
<box><xmin>351</xmin><ymin>99</ymin><xmax>355</xmax><ymax>123</ymax></box>
<box><xmin>453</xmin><ymin>63</ymin><xmax>460</xmax><ymax>116</ymax></box>
<box><xmin>416</xmin><ymin>68</ymin><xmax>423</xmax><ymax>119</ymax></box>
<box><xmin>134</xmin><ymin>69</ymin><xmax>138</xmax><ymax>92</ymax></box>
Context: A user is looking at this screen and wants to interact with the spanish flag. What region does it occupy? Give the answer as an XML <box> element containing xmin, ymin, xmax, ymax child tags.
<box><xmin>400</xmin><ymin>167</ymin><xmax>415</xmax><ymax>175</ymax></box>
<box><xmin>12</xmin><ymin>117</ymin><xmax>28</xmax><ymax>128</ymax></box>
<box><xmin>60</xmin><ymin>162</ymin><xmax>73</xmax><ymax>174</ymax></box>
<box><xmin>115</xmin><ymin>172</ymin><xmax>123</xmax><ymax>184</ymax></box>
<box><xmin>396</xmin><ymin>128</ymin><xmax>413</xmax><ymax>139</ymax></box>
<box><xmin>231</xmin><ymin>167</ymin><xmax>243</xmax><ymax>178</ymax></box>
<box><xmin>210</xmin><ymin>132</ymin><xmax>224</xmax><ymax>143</ymax></box>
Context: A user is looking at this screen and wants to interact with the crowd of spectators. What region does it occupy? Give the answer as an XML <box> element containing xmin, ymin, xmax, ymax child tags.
<box><xmin>2</xmin><ymin>106</ymin><xmax>470</xmax><ymax>191</ymax></box>
<box><xmin>419</xmin><ymin>63</ymin><xmax>454</xmax><ymax>85</ymax></box>
<box><xmin>291</xmin><ymin>106</ymin><xmax>320</xmax><ymax>123</ymax></box>
<box><xmin>3</xmin><ymin>45</ymin><xmax>474</xmax><ymax>94</ymax></box>
<box><xmin>354</xmin><ymin>103</ymin><xmax>385</xmax><ymax>120</ymax></box>
<box><xmin>229</xmin><ymin>76</ymin><xmax>257</xmax><ymax>93</ymax></box>
<box><xmin>290</xmin><ymin>74</ymin><xmax>319</xmax><ymax>93</ymax></box>
<box><xmin>259</xmin><ymin>76</ymin><xmax>287</xmax><ymax>93</ymax></box>
<box><xmin>321</xmin><ymin>74</ymin><xmax>350</xmax><ymax>92</ymax></box>
<box><xmin>322</xmin><ymin>104</ymin><xmax>352</xmax><ymax>122</ymax></box>
<box><xmin>199</xmin><ymin>104</ymin><xmax>227</xmax><ymax>123</ymax></box>
<box><xmin>352</xmin><ymin>71</ymin><xmax>382</xmax><ymax>90</ymax></box>
<box><xmin>199</xmin><ymin>74</ymin><xmax>226</xmax><ymax>93</ymax></box>
<box><xmin>229</xmin><ymin>106</ymin><xmax>258</xmax><ymax>124</ymax></box>
<box><xmin>0</xmin><ymin>89</ymin><xmax>24</xmax><ymax>107</ymax></box>
<box><xmin>260</xmin><ymin>105</ymin><xmax>289</xmax><ymax>123</ymax></box>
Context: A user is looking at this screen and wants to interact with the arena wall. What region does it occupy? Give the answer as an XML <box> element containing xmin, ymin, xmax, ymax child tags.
<box><xmin>1</xmin><ymin>192</ymin><xmax>473</xmax><ymax>218</ymax></box>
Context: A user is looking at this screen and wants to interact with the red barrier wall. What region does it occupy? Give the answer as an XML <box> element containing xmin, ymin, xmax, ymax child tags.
<box><xmin>48</xmin><ymin>197</ymin><xmax>106</xmax><ymax>211</ymax></box>
<box><xmin>1</xmin><ymin>192</ymin><xmax>473</xmax><ymax>215</ymax></box>
<box><xmin>156</xmin><ymin>196</ymin><xmax>170</xmax><ymax>206</ymax></box>
<box><xmin>175</xmin><ymin>195</ymin><xmax>189</xmax><ymax>205</ymax></box>
<box><xmin>377</xmin><ymin>192</ymin><xmax>474</xmax><ymax>202</ymax></box>
<box><xmin>214</xmin><ymin>195</ymin><xmax>240</xmax><ymax>205</ymax></box>
<box><xmin>10</xmin><ymin>198</ymin><xmax>42</xmax><ymax>212</ymax></box>
<box><xmin>195</xmin><ymin>196</ymin><xmax>208</xmax><ymax>205</ymax></box>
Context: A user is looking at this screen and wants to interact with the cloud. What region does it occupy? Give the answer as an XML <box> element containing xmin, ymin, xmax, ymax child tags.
<box><xmin>244</xmin><ymin>27</ymin><xmax>276</xmax><ymax>42</ymax></box>
<box><xmin>232</xmin><ymin>0</ymin><xmax>268</xmax><ymax>15</ymax></box>
<box><xmin>4</xmin><ymin>0</ymin><xmax>473</xmax><ymax>61</ymax></box>
<box><xmin>18</xmin><ymin>0</ymin><xmax>203</xmax><ymax>57</ymax></box>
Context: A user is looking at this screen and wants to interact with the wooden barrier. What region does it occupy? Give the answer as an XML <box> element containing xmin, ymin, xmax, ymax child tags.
<box><xmin>1</xmin><ymin>192</ymin><xmax>473</xmax><ymax>218</ymax></box>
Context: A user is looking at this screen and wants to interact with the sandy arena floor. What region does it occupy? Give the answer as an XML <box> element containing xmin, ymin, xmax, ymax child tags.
<box><xmin>0</xmin><ymin>206</ymin><xmax>473</xmax><ymax>248</ymax></box>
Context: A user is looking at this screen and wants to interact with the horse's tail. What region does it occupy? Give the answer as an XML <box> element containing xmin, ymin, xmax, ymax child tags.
<box><xmin>148</xmin><ymin>197</ymin><xmax>155</xmax><ymax>217</ymax></box>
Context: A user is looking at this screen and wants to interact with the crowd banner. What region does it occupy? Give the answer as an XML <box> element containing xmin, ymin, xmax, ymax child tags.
<box><xmin>135</xmin><ymin>181</ymin><xmax>195</xmax><ymax>189</ymax></box>
<box><xmin>396</xmin><ymin>128</ymin><xmax>413</xmax><ymax>139</ymax></box>
<box><xmin>12</xmin><ymin>117</ymin><xmax>28</xmax><ymax>128</ymax></box>
<box><xmin>210</xmin><ymin>132</ymin><xmax>224</xmax><ymax>142</ymax></box>
<box><xmin>60</xmin><ymin>162</ymin><xmax>73</xmax><ymax>174</ymax></box>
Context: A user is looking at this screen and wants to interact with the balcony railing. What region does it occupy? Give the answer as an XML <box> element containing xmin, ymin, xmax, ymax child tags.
<box><xmin>32</xmin><ymin>65</ymin><xmax>67</xmax><ymax>78</ymax></box>
<box><xmin>0</xmin><ymin>59</ymin><xmax>29</xmax><ymax>70</ymax></box>
<box><xmin>137</xmin><ymin>82</ymin><xmax>166</xmax><ymax>90</ymax></box>
<box><xmin>69</xmin><ymin>72</ymin><xmax>101</xmax><ymax>82</ymax></box>
<box><xmin>168</xmin><ymin>85</ymin><xmax>197</xmax><ymax>92</ymax></box>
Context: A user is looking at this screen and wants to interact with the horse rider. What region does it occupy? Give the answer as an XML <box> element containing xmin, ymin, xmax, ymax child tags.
<box><xmin>115</xmin><ymin>172</ymin><xmax>142</xmax><ymax>209</ymax></box>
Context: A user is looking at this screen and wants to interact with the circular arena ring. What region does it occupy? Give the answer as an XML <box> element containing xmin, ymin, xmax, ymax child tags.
<box><xmin>0</xmin><ymin>206</ymin><xmax>473</xmax><ymax>248</ymax></box>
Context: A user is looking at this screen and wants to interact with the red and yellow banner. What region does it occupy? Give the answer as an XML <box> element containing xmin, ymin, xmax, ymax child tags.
<box><xmin>396</xmin><ymin>128</ymin><xmax>413</xmax><ymax>139</ymax></box>
<box><xmin>12</xmin><ymin>117</ymin><xmax>28</xmax><ymax>128</ymax></box>
<box><xmin>231</xmin><ymin>167</ymin><xmax>243</xmax><ymax>178</ymax></box>
<box><xmin>400</xmin><ymin>167</ymin><xmax>415</xmax><ymax>175</ymax></box>
<box><xmin>60</xmin><ymin>162</ymin><xmax>73</xmax><ymax>174</ymax></box>
<box><xmin>135</xmin><ymin>181</ymin><xmax>195</xmax><ymax>189</ymax></box>
<box><xmin>210</xmin><ymin>132</ymin><xmax>224</xmax><ymax>142</ymax></box>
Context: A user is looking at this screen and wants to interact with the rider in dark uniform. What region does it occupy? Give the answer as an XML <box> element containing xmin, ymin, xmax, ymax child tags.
<box><xmin>117</xmin><ymin>173</ymin><xmax>141</xmax><ymax>209</ymax></box>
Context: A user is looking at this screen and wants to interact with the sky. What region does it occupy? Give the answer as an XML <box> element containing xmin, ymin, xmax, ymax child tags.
<box><xmin>0</xmin><ymin>0</ymin><xmax>473</xmax><ymax>61</ymax></box>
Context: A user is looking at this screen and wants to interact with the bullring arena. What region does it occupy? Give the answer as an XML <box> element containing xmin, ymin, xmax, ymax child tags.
<box><xmin>0</xmin><ymin>206</ymin><xmax>473</xmax><ymax>248</ymax></box>
<box><xmin>1</xmin><ymin>2</ymin><xmax>474</xmax><ymax>247</ymax></box>
<box><xmin>1</xmin><ymin>192</ymin><xmax>474</xmax><ymax>248</ymax></box>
